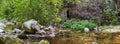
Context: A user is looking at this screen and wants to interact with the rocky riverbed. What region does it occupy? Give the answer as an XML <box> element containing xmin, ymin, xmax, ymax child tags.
<box><xmin>0</xmin><ymin>19</ymin><xmax>120</xmax><ymax>44</ymax></box>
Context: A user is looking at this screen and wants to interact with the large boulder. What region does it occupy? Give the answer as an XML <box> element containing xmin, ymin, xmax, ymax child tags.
<box><xmin>22</xmin><ymin>19</ymin><xmax>41</xmax><ymax>34</ymax></box>
<box><xmin>23</xmin><ymin>19</ymin><xmax>38</xmax><ymax>29</ymax></box>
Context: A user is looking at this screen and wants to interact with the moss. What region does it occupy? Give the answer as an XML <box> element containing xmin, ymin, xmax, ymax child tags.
<box><xmin>38</xmin><ymin>40</ymin><xmax>50</xmax><ymax>44</ymax></box>
<box><xmin>17</xmin><ymin>34</ymin><xmax>27</xmax><ymax>39</ymax></box>
<box><xmin>0</xmin><ymin>37</ymin><xmax>22</xmax><ymax>44</ymax></box>
<box><xmin>5</xmin><ymin>25</ymin><xmax>14</xmax><ymax>32</ymax></box>
<box><xmin>0</xmin><ymin>36</ymin><xmax>5</xmax><ymax>44</ymax></box>
<box><xmin>22</xmin><ymin>27</ymin><xmax>36</xmax><ymax>34</ymax></box>
<box><xmin>4</xmin><ymin>37</ymin><xmax>22</xmax><ymax>44</ymax></box>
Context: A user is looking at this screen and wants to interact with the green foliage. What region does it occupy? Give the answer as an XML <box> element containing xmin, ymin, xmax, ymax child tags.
<box><xmin>103</xmin><ymin>8</ymin><xmax>118</xmax><ymax>25</ymax></box>
<box><xmin>52</xmin><ymin>17</ymin><xmax>61</xmax><ymax>24</ymax></box>
<box><xmin>0</xmin><ymin>0</ymin><xmax>62</xmax><ymax>25</ymax></box>
<box><xmin>61</xmin><ymin>19</ymin><xmax>96</xmax><ymax>31</ymax></box>
<box><xmin>102</xmin><ymin>0</ymin><xmax>119</xmax><ymax>25</ymax></box>
<box><xmin>66</xmin><ymin>0</ymin><xmax>80</xmax><ymax>3</ymax></box>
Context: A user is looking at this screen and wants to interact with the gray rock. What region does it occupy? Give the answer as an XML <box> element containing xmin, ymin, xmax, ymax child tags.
<box><xmin>48</xmin><ymin>25</ymin><xmax>56</xmax><ymax>32</ymax></box>
<box><xmin>94</xmin><ymin>26</ymin><xmax>103</xmax><ymax>32</ymax></box>
<box><xmin>84</xmin><ymin>27</ymin><xmax>90</xmax><ymax>33</ymax></box>
<box><xmin>23</xmin><ymin>19</ymin><xmax>38</xmax><ymax>29</ymax></box>
<box><xmin>48</xmin><ymin>33</ymin><xmax>55</xmax><ymax>37</ymax></box>
<box><xmin>6</xmin><ymin>22</ymin><xmax>14</xmax><ymax>25</ymax></box>
<box><xmin>36</xmin><ymin>30</ymin><xmax>46</xmax><ymax>34</ymax></box>
<box><xmin>0</xmin><ymin>29</ymin><xmax>4</xmax><ymax>33</ymax></box>
<box><xmin>0</xmin><ymin>23</ymin><xmax>6</xmax><ymax>30</ymax></box>
<box><xmin>12</xmin><ymin>28</ymin><xmax>22</xmax><ymax>34</ymax></box>
<box><xmin>91</xmin><ymin>42</ymin><xmax>98</xmax><ymax>44</ymax></box>
<box><xmin>23</xmin><ymin>19</ymin><xmax>42</xmax><ymax>33</ymax></box>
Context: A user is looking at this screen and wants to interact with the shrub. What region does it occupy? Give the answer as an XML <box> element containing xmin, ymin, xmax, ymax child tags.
<box><xmin>0</xmin><ymin>0</ymin><xmax>63</xmax><ymax>25</ymax></box>
<box><xmin>61</xmin><ymin>19</ymin><xmax>96</xmax><ymax>31</ymax></box>
<box><xmin>103</xmin><ymin>8</ymin><xmax>119</xmax><ymax>25</ymax></box>
<box><xmin>102</xmin><ymin>0</ymin><xmax>119</xmax><ymax>25</ymax></box>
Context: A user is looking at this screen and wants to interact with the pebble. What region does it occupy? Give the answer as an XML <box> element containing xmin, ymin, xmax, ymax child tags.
<box><xmin>84</xmin><ymin>28</ymin><xmax>90</xmax><ymax>33</ymax></box>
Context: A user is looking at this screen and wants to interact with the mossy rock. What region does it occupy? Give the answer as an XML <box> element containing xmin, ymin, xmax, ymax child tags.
<box><xmin>38</xmin><ymin>40</ymin><xmax>50</xmax><ymax>44</ymax></box>
<box><xmin>17</xmin><ymin>34</ymin><xmax>27</xmax><ymax>39</ymax></box>
<box><xmin>5</xmin><ymin>25</ymin><xmax>14</xmax><ymax>32</ymax></box>
<box><xmin>0</xmin><ymin>37</ymin><xmax>22</xmax><ymax>44</ymax></box>
<box><xmin>0</xmin><ymin>36</ymin><xmax>5</xmax><ymax>44</ymax></box>
<box><xmin>22</xmin><ymin>26</ymin><xmax>36</xmax><ymax>34</ymax></box>
<box><xmin>4</xmin><ymin>37</ymin><xmax>22</xmax><ymax>44</ymax></box>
